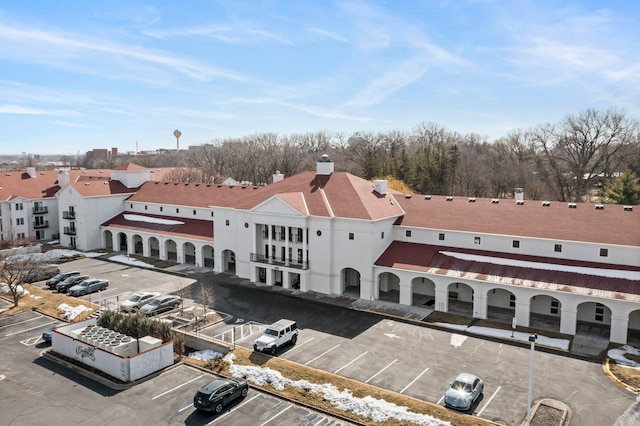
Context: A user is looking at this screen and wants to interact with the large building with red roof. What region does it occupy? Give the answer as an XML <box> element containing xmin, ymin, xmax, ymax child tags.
<box><xmin>2</xmin><ymin>157</ymin><xmax>639</xmax><ymax>346</ymax></box>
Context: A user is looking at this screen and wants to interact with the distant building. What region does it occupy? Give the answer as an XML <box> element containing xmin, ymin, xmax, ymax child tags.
<box><xmin>86</xmin><ymin>148</ymin><xmax>118</xmax><ymax>162</ymax></box>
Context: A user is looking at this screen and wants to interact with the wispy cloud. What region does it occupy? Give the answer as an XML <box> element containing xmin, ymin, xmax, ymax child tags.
<box><xmin>307</xmin><ymin>28</ymin><xmax>348</xmax><ymax>43</ymax></box>
<box><xmin>247</xmin><ymin>29</ymin><xmax>293</xmax><ymax>45</ymax></box>
<box><xmin>141</xmin><ymin>25</ymin><xmax>239</xmax><ymax>42</ymax></box>
<box><xmin>0</xmin><ymin>104</ymin><xmax>78</xmax><ymax>116</ymax></box>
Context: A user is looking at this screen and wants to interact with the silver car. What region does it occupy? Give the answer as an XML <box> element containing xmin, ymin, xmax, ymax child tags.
<box><xmin>139</xmin><ymin>295</ymin><xmax>181</xmax><ymax>316</ymax></box>
<box><xmin>443</xmin><ymin>372</ymin><xmax>484</xmax><ymax>411</ymax></box>
<box><xmin>68</xmin><ymin>278</ymin><xmax>109</xmax><ymax>297</ymax></box>
<box><xmin>119</xmin><ymin>291</ymin><xmax>161</xmax><ymax>312</ymax></box>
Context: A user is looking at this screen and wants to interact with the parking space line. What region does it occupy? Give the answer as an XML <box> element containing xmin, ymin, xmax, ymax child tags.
<box><xmin>0</xmin><ymin>315</ymin><xmax>43</xmax><ymax>330</ymax></box>
<box><xmin>365</xmin><ymin>359</ymin><xmax>398</xmax><ymax>383</ymax></box>
<box><xmin>476</xmin><ymin>385</ymin><xmax>501</xmax><ymax>416</ymax></box>
<box><xmin>207</xmin><ymin>393</ymin><xmax>261</xmax><ymax>424</ymax></box>
<box><xmin>437</xmin><ymin>395</ymin><xmax>444</xmax><ymax>405</ymax></box>
<box><xmin>284</xmin><ymin>337</ymin><xmax>315</xmax><ymax>354</ymax></box>
<box><xmin>312</xmin><ymin>418</ymin><xmax>328</xmax><ymax>426</ymax></box>
<box><xmin>333</xmin><ymin>351</ymin><xmax>368</xmax><ymax>374</ymax></box>
<box><xmin>400</xmin><ymin>367</ymin><xmax>429</xmax><ymax>394</ymax></box>
<box><xmin>258</xmin><ymin>404</ymin><xmax>292</xmax><ymax>426</ymax></box>
<box><xmin>151</xmin><ymin>374</ymin><xmax>203</xmax><ymax>400</ymax></box>
<box><xmin>304</xmin><ymin>344</ymin><xmax>340</xmax><ymax>366</ymax></box>
<box><xmin>5</xmin><ymin>320</ymin><xmax>57</xmax><ymax>336</ymax></box>
<box><xmin>178</xmin><ymin>403</ymin><xmax>192</xmax><ymax>413</ymax></box>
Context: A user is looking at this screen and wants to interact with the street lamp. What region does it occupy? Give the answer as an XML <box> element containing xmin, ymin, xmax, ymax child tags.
<box><xmin>526</xmin><ymin>333</ymin><xmax>537</xmax><ymax>426</ymax></box>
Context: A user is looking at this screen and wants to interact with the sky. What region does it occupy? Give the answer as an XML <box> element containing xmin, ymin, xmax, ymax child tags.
<box><xmin>0</xmin><ymin>1</ymin><xmax>639</xmax><ymax>156</ymax></box>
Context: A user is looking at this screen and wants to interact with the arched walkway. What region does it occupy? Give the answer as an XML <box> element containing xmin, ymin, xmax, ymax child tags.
<box><xmin>627</xmin><ymin>310</ymin><xmax>640</xmax><ymax>347</ymax></box>
<box><xmin>202</xmin><ymin>245</ymin><xmax>214</xmax><ymax>267</ymax></box>
<box><xmin>222</xmin><ymin>249</ymin><xmax>236</xmax><ymax>273</ymax></box>
<box><xmin>104</xmin><ymin>230</ymin><xmax>113</xmax><ymax>250</ymax></box>
<box><xmin>447</xmin><ymin>282</ymin><xmax>474</xmax><ymax>316</ymax></box>
<box><xmin>183</xmin><ymin>242</ymin><xmax>196</xmax><ymax>264</ymax></box>
<box><xmin>529</xmin><ymin>294</ymin><xmax>561</xmax><ymax>332</ymax></box>
<box><xmin>576</xmin><ymin>301</ymin><xmax>612</xmax><ymax>341</ymax></box>
<box><xmin>342</xmin><ymin>268</ymin><xmax>361</xmax><ymax>298</ymax></box>
<box><xmin>378</xmin><ymin>272</ymin><xmax>400</xmax><ymax>303</ymax></box>
<box><xmin>165</xmin><ymin>239</ymin><xmax>177</xmax><ymax>262</ymax></box>
<box><xmin>486</xmin><ymin>288</ymin><xmax>515</xmax><ymax>324</ymax></box>
<box><xmin>149</xmin><ymin>237</ymin><xmax>160</xmax><ymax>258</ymax></box>
<box><xmin>411</xmin><ymin>277</ymin><xmax>435</xmax><ymax>308</ymax></box>
<box><xmin>132</xmin><ymin>234</ymin><xmax>143</xmax><ymax>255</ymax></box>
<box><xmin>117</xmin><ymin>232</ymin><xmax>128</xmax><ymax>251</ymax></box>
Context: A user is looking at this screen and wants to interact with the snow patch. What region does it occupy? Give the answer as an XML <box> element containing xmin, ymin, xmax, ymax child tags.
<box><xmin>58</xmin><ymin>303</ymin><xmax>92</xmax><ymax>321</ymax></box>
<box><xmin>608</xmin><ymin>345</ymin><xmax>640</xmax><ymax>368</ymax></box>
<box><xmin>124</xmin><ymin>214</ymin><xmax>184</xmax><ymax>225</ymax></box>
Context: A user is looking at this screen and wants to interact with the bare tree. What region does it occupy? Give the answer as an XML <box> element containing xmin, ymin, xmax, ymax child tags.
<box><xmin>0</xmin><ymin>248</ymin><xmax>46</xmax><ymax>307</ymax></box>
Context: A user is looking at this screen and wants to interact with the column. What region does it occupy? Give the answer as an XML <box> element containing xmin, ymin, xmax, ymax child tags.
<box><xmin>560</xmin><ymin>306</ymin><xmax>577</xmax><ymax>336</ymax></box>
<box><xmin>399</xmin><ymin>281</ymin><xmax>412</xmax><ymax>306</ymax></box>
<box><xmin>435</xmin><ymin>285</ymin><xmax>449</xmax><ymax>313</ymax></box>
<box><xmin>515</xmin><ymin>300</ymin><xmax>531</xmax><ymax>328</ymax></box>
<box><xmin>142</xmin><ymin>237</ymin><xmax>149</xmax><ymax>257</ymax></box>
<box><xmin>473</xmin><ymin>291</ymin><xmax>487</xmax><ymax>319</ymax></box>
<box><xmin>610</xmin><ymin>315</ymin><xmax>629</xmax><ymax>344</ymax></box>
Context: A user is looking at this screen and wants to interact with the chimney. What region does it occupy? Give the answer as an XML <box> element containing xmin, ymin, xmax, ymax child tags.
<box><xmin>26</xmin><ymin>167</ymin><xmax>36</xmax><ymax>178</ymax></box>
<box><xmin>272</xmin><ymin>171</ymin><xmax>285</xmax><ymax>183</ymax></box>
<box><xmin>58</xmin><ymin>170</ymin><xmax>70</xmax><ymax>187</ymax></box>
<box><xmin>514</xmin><ymin>187</ymin><xmax>524</xmax><ymax>202</ymax></box>
<box><xmin>373</xmin><ymin>180</ymin><xmax>388</xmax><ymax>195</ymax></box>
<box><xmin>316</xmin><ymin>154</ymin><xmax>334</xmax><ymax>176</ymax></box>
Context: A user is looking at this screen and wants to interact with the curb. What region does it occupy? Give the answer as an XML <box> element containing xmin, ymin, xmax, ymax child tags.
<box><xmin>603</xmin><ymin>358</ymin><xmax>640</xmax><ymax>394</ymax></box>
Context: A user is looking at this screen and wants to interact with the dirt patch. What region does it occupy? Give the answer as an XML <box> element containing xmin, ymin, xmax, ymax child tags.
<box><xmin>0</xmin><ymin>284</ymin><xmax>94</xmax><ymax>321</ymax></box>
<box><xmin>608</xmin><ymin>363</ymin><xmax>640</xmax><ymax>390</ymax></box>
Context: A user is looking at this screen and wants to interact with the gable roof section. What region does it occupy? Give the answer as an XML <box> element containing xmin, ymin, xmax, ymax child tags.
<box><xmin>395</xmin><ymin>195</ymin><xmax>640</xmax><ymax>247</ymax></box>
<box><xmin>71</xmin><ymin>175</ymin><xmax>136</xmax><ymax>196</ymax></box>
<box><xmin>102</xmin><ymin>212</ymin><xmax>213</xmax><ymax>241</ymax></box>
<box><xmin>375</xmin><ymin>241</ymin><xmax>640</xmax><ymax>301</ymax></box>
<box><xmin>252</xmin><ymin>193</ymin><xmax>309</xmax><ymax>216</ymax></box>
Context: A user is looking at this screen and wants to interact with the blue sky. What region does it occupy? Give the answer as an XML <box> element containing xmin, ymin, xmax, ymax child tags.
<box><xmin>1</xmin><ymin>1</ymin><xmax>638</xmax><ymax>155</ymax></box>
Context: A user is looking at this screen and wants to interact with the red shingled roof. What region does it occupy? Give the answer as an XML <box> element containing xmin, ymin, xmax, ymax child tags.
<box><xmin>0</xmin><ymin>169</ymin><xmax>111</xmax><ymax>201</ymax></box>
<box><xmin>101</xmin><ymin>212</ymin><xmax>213</xmax><ymax>241</ymax></box>
<box><xmin>375</xmin><ymin>242</ymin><xmax>640</xmax><ymax>301</ymax></box>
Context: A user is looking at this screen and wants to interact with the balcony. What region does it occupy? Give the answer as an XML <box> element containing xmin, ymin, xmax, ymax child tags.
<box><xmin>33</xmin><ymin>220</ymin><xmax>49</xmax><ymax>229</ymax></box>
<box><xmin>250</xmin><ymin>253</ymin><xmax>309</xmax><ymax>270</ymax></box>
<box><xmin>32</xmin><ymin>206</ymin><xmax>48</xmax><ymax>215</ymax></box>
<box><xmin>63</xmin><ymin>226</ymin><xmax>76</xmax><ymax>236</ymax></box>
<box><xmin>63</xmin><ymin>211</ymin><xmax>75</xmax><ymax>220</ymax></box>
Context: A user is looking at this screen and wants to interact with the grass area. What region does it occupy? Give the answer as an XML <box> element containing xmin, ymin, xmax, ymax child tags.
<box><xmin>184</xmin><ymin>347</ymin><xmax>491</xmax><ymax>426</ymax></box>
<box><xmin>0</xmin><ymin>283</ymin><xmax>95</xmax><ymax>321</ymax></box>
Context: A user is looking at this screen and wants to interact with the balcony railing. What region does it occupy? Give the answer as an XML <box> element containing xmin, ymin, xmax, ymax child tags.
<box><xmin>33</xmin><ymin>220</ymin><xmax>49</xmax><ymax>229</ymax></box>
<box><xmin>250</xmin><ymin>253</ymin><xmax>309</xmax><ymax>270</ymax></box>
<box><xmin>63</xmin><ymin>211</ymin><xmax>75</xmax><ymax>220</ymax></box>
<box><xmin>63</xmin><ymin>226</ymin><xmax>76</xmax><ymax>235</ymax></box>
<box><xmin>32</xmin><ymin>206</ymin><xmax>48</xmax><ymax>214</ymax></box>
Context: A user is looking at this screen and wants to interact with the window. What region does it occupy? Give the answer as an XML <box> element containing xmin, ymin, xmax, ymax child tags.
<box><xmin>512</xmin><ymin>240</ymin><xmax>520</xmax><ymax>248</ymax></box>
<box><xmin>144</xmin><ymin>205</ymin><xmax>148</xmax><ymax>210</ymax></box>
<box><xmin>160</xmin><ymin>206</ymin><xmax>163</xmax><ymax>212</ymax></box>
<box><xmin>595</xmin><ymin>303</ymin><xmax>605</xmax><ymax>322</ymax></box>
<box><xmin>551</xmin><ymin>300</ymin><xmax>559</xmax><ymax>315</ymax></box>
<box><xmin>405</xmin><ymin>230</ymin><xmax>412</xmax><ymax>237</ymax></box>
<box><xmin>176</xmin><ymin>208</ymin><xmax>180</xmax><ymax>213</ymax></box>
<box><xmin>554</xmin><ymin>244</ymin><xmax>562</xmax><ymax>253</ymax></box>
<box><xmin>348</xmin><ymin>232</ymin><xmax>354</xmax><ymax>240</ymax></box>
<box><xmin>17</xmin><ymin>218</ymin><xmax>24</xmax><ymax>225</ymax></box>
<box><xmin>225</xmin><ymin>219</ymin><xmax>230</xmax><ymax>226</ymax></box>
<box><xmin>599</xmin><ymin>248</ymin><xmax>608</xmax><ymax>257</ymax></box>
<box><xmin>211</xmin><ymin>212</ymin><xmax>214</xmax><ymax>217</ymax></box>
<box><xmin>474</xmin><ymin>236</ymin><xmax>481</xmax><ymax>245</ymax></box>
<box><xmin>193</xmin><ymin>210</ymin><xmax>197</xmax><ymax>215</ymax></box>
<box><xmin>381</xmin><ymin>232</ymin><xmax>384</xmax><ymax>239</ymax></box>
<box><xmin>439</xmin><ymin>233</ymin><xmax>445</xmax><ymax>241</ymax></box>
<box><xmin>130</xmin><ymin>203</ymin><xmax>133</xmax><ymax>208</ymax></box>
<box><xmin>509</xmin><ymin>294</ymin><xmax>515</xmax><ymax>308</ymax></box>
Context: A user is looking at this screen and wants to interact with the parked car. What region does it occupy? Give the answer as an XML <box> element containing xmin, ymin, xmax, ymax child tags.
<box><xmin>46</xmin><ymin>271</ymin><xmax>80</xmax><ymax>289</ymax></box>
<box><xmin>24</xmin><ymin>264</ymin><xmax>60</xmax><ymax>283</ymax></box>
<box><xmin>139</xmin><ymin>295</ymin><xmax>181</xmax><ymax>316</ymax></box>
<box><xmin>68</xmin><ymin>278</ymin><xmax>109</xmax><ymax>297</ymax></box>
<box><xmin>42</xmin><ymin>328</ymin><xmax>53</xmax><ymax>344</ymax></box>
<box><xmin>119</xmin><ymin>291</ymin><xmax>161</xmax><ymax>312</ymax></box>
<box><xmin>253</xmin><ymin>319</ymin><xmax>298</xmax><ymax>355</ymax></box>
<box><xmin>443</xmin><ymin>373</ymin><xmax>484</xmax><ymax>412</ymax></box>
<box><xmin>56</xmin><ymin>275</ymin><xmax>90</xmax><ymax>293</ymax></box>
<box><xmin>193</xmin><ymin>378</ymin><xmax>249</xmax><ymax>413</ymax></box>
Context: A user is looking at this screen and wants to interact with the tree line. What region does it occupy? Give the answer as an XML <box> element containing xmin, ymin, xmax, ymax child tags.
<box><xmin>108</xmin><ymin>108</ymin><xmax>639</xmax><ymax>204</ymax></box>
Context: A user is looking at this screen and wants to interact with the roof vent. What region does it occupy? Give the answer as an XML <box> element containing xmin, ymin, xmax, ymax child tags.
<box><xmin>568</xmin><ymin>203</ymin><xmax>577</xmax><ymax>209</ymax></box>
<box><xmin>217</xmin><ymin>184</ymin><xmax>222</xmax><ymax>188</ymax></box>
<box><xmin>491</xmin><ymin>199</ymin><xmax>499</xmax><ymax>204</ymax></box>
<box><xmin>595</xmin><ymin>204</ymin><xmax>604</xmax><ymax>210</ymax></box>
<box><xmin>164</xmin><ymin>182</ymin><xmax>169</xmax><ymax>185</ymax></box>
<box><xmin>405</xmin><ymin>194</ymin><xmax>412</xmax><ymax>199</ymax></box>
<box><xmin>195</xmin><ymin>183</ymin><xmax>200</xmax><ymax>187</ymax></box>
<box><xmin>468</xmin><ymin>197</ymin><xmax>476</xmax><ymax>202</ymax></box>
<box><xmin>241</xmin><ymin>185</ymin><xmax>247</xmax><ymax>189</ymax></box>
<box><xmin>624</xmin><ymin>205</ymin><xmax>633</xmax><ymax>211</ymax></box>
<box><xmin>103</xmin><ymin>181</ymin><xmax>108</xmax><ymax>185</ymax></box>
<box><xmin>542</xmin><ymin>201</ymin><xmax>551</xmax><ymax>207</ymax></box>
<box><xmin>206</xmin><ymin>184</ymin><xmax>211</xmax><ymax>187</ymax></box>
<box><xmin>84</xmin><ymin>183</ymin><xmax>90</xmax><ymax>186</ymax></box>
<box><xmin>425</xmin><ymin>195</ymin><xmax>431</xmax><ymax>200</ymax></box>
<box><xmin>516</xmin><ymin>200</ymin><xmax>525</xmax><ymax>205</ymax></box>
<box><xmin>446</xmin><ymin>196</ymin><xmax>453</xmax><ymax>201</ymax></box>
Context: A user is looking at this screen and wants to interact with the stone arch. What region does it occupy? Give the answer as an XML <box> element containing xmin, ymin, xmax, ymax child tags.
<box><xmin>447</xmin><ymin>282</ymin><xmax>474</xmax><ymax>316</ymax></box>
<box><xmin>202</xmin><ymin>245</ymin><xmax>214</xmax><ymax>268</ymax></box>
<box><xmin>132</xmin><ymin>234</ymin><xmax>143</xmax><ymax>255</ymax></box>
<box><xmin>411</xmin><ymin>276</ymin><xmax>435</xmax><ymax>308</ymax></box>
<box><xmin>341</xmin><ymin>268</ymin><xmax>361</xmax><ymax>298</ymax></box>
<box><xmin>576</xmin><ymin>300</ymin><xmax>612</xmax><ymax>341</ymax></box>
<box><xmin>529</xmin><ymin>294</ymin><xmax>561</xmax><ymax>332</ymax></box>
<box><xmin>183</xmin><ymin>242</ymin><xmax>196</xmax><ymax>264</ymax></box>
<box><xmin>486</xmin><ymin>287</ymin><xmax>516</xmax><ymax>324</ymax></box>
<box><xmin>165</xmin><ymin>239</ymin><xmax>177</xmax><ymax>262</ymax></box>
<box><xmin>103</xmin><ymin>230</ymin><xmax>113</xmax><ymax>250</ymax></box>
<box><xmin>378</xmin><ymin>272</ymin><xmax>400</xmax><ymax>303</ymax></box>
<box><xmin>148</xmin><ymin>237</ymin><xmax>160</xmax><ymax>258</ymax></box>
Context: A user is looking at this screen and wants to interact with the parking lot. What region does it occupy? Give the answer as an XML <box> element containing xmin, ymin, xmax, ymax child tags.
<box><xmin>0</xmin><ymin>307</ymin><xmax>355</xmax><ymax>426</ymax></box>
<box><xmin>11</xmin><ymin>257</ymin><xmax>639</xmax><ymax>426</ymax></box>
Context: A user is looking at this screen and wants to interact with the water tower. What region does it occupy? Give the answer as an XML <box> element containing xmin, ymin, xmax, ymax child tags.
<box><xmin>173</xmin><ymin>129</ymin><xmax>182</xmax><ymax>150</ymax></box>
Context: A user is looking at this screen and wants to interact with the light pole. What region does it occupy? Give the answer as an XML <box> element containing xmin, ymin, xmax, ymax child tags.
<box><xmin>526</xmin><ymin>333</ymin><xmax>537</xmax><ymax>426</ymax></box>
